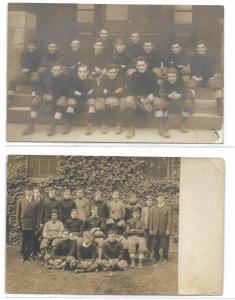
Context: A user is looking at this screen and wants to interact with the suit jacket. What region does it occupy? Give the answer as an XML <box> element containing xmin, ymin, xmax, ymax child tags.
<box><xmin>16</xmin><ymin>196</ymin><xmax>39</xmax><ymax>230</ymax></box>
<box><xmin>148</xmin><ymin>204</ymin><xmax>173</xmax><ymax>236</ymax></box>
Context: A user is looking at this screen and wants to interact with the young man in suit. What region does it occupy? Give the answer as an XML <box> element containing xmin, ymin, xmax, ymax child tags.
<box><xmin>149</xmin><ymin>195</ymin><xmax>173</xmax><ymax>265</ymax></box>
<box><xmin>16</xmin><ymin>184</ymin><xmax>39</xmax><ymax>262</ymax></box>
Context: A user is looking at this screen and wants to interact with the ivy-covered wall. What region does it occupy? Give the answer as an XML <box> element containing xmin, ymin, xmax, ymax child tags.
<box><xmin>7</xmin><ymin>156</ymin><xmax>180</xmax><ymax>245</ymax></box>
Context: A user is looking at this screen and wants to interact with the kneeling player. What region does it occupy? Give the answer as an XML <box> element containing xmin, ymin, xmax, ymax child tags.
<box><xmin>44</xmin><ymin>229</ymin><xmax>76</xmax><ymax>269</ymax></box>
<box><xmin>97</xmin><ymin>63</ymin><xmax>125</xmax><ymax>134</ymax></box>
<box><xmin>158</xmin><ymin>68</ymin><xmax>194</xmax><ymax>136</ymax></box>
<box><xmin>100</xmin><ymin>231</ymin><xmax>128</xmax><ymax>271</ymax></box>
<box><xmin>68</xmin><ymin>64</ymin><xmax>97</xmax><ymax>135</ymax></box>
<box><xmin>124</xmin><ymin>56</ymin><xmax>160</xmax><ymax>139</ymax></box>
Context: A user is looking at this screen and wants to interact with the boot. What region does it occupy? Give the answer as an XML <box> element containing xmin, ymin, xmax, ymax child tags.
<box><xmin>130</xmin><ymin>257</ymin><xmax>135</xmax><ymax>268</ymax></box>
<box><xmin>115</xmin><ymin>122</ymin><xmax>122</xmax><ymax>135</ymax></box>
<box><xmin>138</xmin><ymin>260</ymin><xmax>143</xmax><ymax>268</ymax></box>
<box><xmin>61</xmin><ymin>122</ymin><xmax>71</xmax><ymax>135</ymax></box>
<box><xmin>180</xmin><ymin>122</ymin><xmax>188</xmax><ymax>133</ymax></box>
<box><xmin>47</xmin><ymin>123</ymin><xmax>56</xmax><ymax>136</ymax></box>
<box><xmin>85</xmin><ymin>122</ymin><xmax>93</xmax><ymax>135</ymax></box>
<box><xmin>22</xmin><ymin>123</ymin><xmax>35</xmax><ymax>135</ymax></box>
<box><xmin>158</xmin><ymin>125</ymin><xmax>170</xmax><ymax>138</ymax></box>
<box><xmin>216</xmin><ymin>98</ymin><xmax>223</xmax><ymax>116</ymax></box>
<box><xmin>126</xmin><ymin>126</ymin><xmax>135</xmax><ymax>139</ymax></box>
<box><xmin>101</xmin><ymin>123</ymin><xmax>107</xmax><ymax>134</ymax></box>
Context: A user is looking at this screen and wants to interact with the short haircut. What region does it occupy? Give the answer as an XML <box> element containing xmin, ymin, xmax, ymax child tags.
<box><xmin>48</xmin><ymin>42</ymin><xmax>57</xmax><ymax>46</ymax></box>
<box><xmin>51</xmin><ymin>63</ymin><xmax>62</xmax><ymax>69</ymax></box>
<box><xmin>135</xmin><ymin>56</ymin><xmax>148</xmax><ymax>64</ymax></box>
<box><xmin>108</xmin><ymin>230</ymin><xmax>116</xmax><ymax>235</ymax></box>
<box><xmin>71</xmin><ymin>208</ymin><xmax>77</xmax><ymax>213</ymax></box>
<box><xmin>94</xmin><ymin>38</ymin><xmax>104</xmax><ymax>44</ymax></box>
<box><xmin>106</xmin><ymin>63</ymin><xmax>118</xmax><ymax>71</ymax></box>
<box><xmin>51</xmin><ymin>209</ymin><xmax>59</xmax><ymax>215</ymax></box>
<box><xmin>196</xmin><ymin>40</ymin><xmax>206</xmax><ymax>47</ymax></box>
<box><xmin>99</xmin><ymin>27</ymin><xmax>109</xmax><ymax>33</ymax></box>
<box><xmin>83</xmin><ymin>231</ymin><xmax>93</xmax><ymax>239</ymax></box>
<box><xmin>27</xmin><ymin>41</ymin><xmax>37</xmax><ymax>46</ymax></box>
<box><xmin>115</xmin><ymin>37</ymin><xmax>125</xmax><ymax>45</ymax></box>
<box><xmin>91</xmin><ymin>205</ymin><xmax>98</xmax><ymax>210</ymax></box>
<box><xmin>112</xmin><ymin>209</ymin><xmax>120</xmax><ymax>214</ymax></box>
<box><xmin>131</xmin><ymin>30</ymin><xmax>140</xmax><ymax>36</ymax></box>
<box><xmin>132</xmin><ymin>208</ymin><xmax>141</xmax><ymax>214</ymax></box>
<box><xmin>170</xmin><ymin>40</ymin><xmax>181</xmax><ymax>47</ymax></box>
<box><xmin>71</xmin><ymin>38</ymin><xmax>80</xmax><ymax>43</ymax></box>
<box><xmin>143</xmin><ymin>40</ymin><xmax>153</xmax><ymax>45</ymax></box>
<box><xmin>62</xmin><ymin>229</ymin><xmax>69</xmax><ymax>234</ymax></box>
<box><xmin>167</xmin><ymin>67</ymin><xmax>177</xmax><ymax>75</ymax></box>
<box><xmin>78</xmin><ymin>64</ymin><xmax>89</xmax><ymax>71</ymax></box>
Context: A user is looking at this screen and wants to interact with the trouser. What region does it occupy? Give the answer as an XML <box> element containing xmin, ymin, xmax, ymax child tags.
<box><xmin>144</xmin><ymin>229</ymin><xmax>153</xmax><ymax>255</ymax></box>
<box><xmin>32</xmin><ymin>227</ymin><xmax>43</xmax><ymax>255</ymax></box>
<box><xmin>75</xmin><ymin>259</ymin><xmax>99</xmax><ymax>271</ymax></box>
<box><xmin>99</xmin><ymin>259</ymin><xmax>128</xmax><ymax>271</ymax></box>
<box><xmin>127</xmin><ymin>235</ymin><xmax>147</xmax><ymax>255</ymax></box>
<box><xmin>152</xmin><ymin>234</ymin><xmax>170</xmax><ymax>261</ymax></box>
<box><xmin>21</xmin><ymin>230</ymin><xmax>34</xmax><ymax>260</ymax></box>
<box><xmin>120</xmin><ymin>96</ymin><xmax>136</xmax><ymax>127</ymax></box>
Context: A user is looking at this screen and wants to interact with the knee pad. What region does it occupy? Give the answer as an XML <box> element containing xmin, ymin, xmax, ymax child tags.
<box><xmin>67</xmin><ymin>106</ymin><xmax>75</xmax><ymax>113</ymax></box>
<box><xmin>187</xmin><ymin>79</ymin><xmax>197</xmax><ymax>90</ymax></box>
<box><xmin>153</xmin><ymin>68</ymin><xmax>163</xmax><ymax>78</ymax></box>
<box><xmin>183</xmin><ymin>99</ymin><xmax>194</xmax><ymax>110</ymax></box>
<box><xmin>32</xmin><ymin>95</ymin><xmax>42</xmax><ymax>107</ymax></box>
<box><xmin>56</xmin><ymin>96</ymin><xmax>67</xmax><ymax>108</ymax></box>
<box><xmin>87</xmin><ymin>98</ymin><xmax>96</xmax><ymax>107</ymax></box>
<box><xmin>125</xmin><ymin>96</ymin><xmax>136</xmax><ymax>109</ymax></box>
<box><xmin>67</xmin><ymin>98</ymin><xmax>77</xmax><ymax>108</ymax></box>
<box><xmin>95</xmin><ymin>98</ymin><xmax>105</xmax><ymax>111</ymax></box>
<box><xmin>181</xmin><ymin>66</ymin><xmax>191</xmax><ymax>75</ymax></box>
<box><xmin>153</xmin><ymin>98</ymin><xmax>166</xmax><ymax>110</ymax></box>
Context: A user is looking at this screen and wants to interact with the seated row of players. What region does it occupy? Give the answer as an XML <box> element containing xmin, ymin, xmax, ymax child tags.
<box><xmin>8</xmin><ymin>29</ymin><xmax>223</xmax><ymax>139</ymax></box>
<box><xmin>16</xmin><ymin>185</ymin><xmax>173</xmax><ymax>271</ymax></box>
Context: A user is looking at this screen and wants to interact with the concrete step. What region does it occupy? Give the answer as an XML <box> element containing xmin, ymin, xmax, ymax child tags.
<box><xmin>7</xmin><ymin>107</ymin><xmax>223</xmax><ymax>130</ymax></box>
<box><xmin>193</xmin><ymin>99</ymin><xmax>218</xmax><ymax>114</ymax></box>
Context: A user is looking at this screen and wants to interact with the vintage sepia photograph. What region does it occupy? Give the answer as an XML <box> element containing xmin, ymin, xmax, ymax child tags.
<box><xmin>6</xmin><ymin>155</ymin><xmax>180</xmax><ymax>294</ymax></box>
<box><xmin>6</xmin><ymin>3</ymin><xmax>224</xmax><ymax>143</ymax></box>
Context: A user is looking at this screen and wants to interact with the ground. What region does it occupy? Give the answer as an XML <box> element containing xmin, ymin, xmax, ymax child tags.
<box><xmin>7</xmin><ymin>123</ymin><xmax>221</xmax><ymax>143</ymax></box>
<box><xmin>6</xmin><ymin>245</ymin><xmax>178</xmax><ymax>295</ymax></box>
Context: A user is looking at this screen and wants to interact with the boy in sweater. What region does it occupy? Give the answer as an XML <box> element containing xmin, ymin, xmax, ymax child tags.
<box><xmin>44</xmin><ymin>229</ymin><xmax>76</xmax><ymax>269</ymax></box>
<box><xmin>65</xmin><ymin>208</ymin><xmax>84</xmax><ymax>247</ymax></box>
<box><xmin>108</xmin><ymin>190</ymin><xmax>126</xmax><ymax>219</ymax></box>
<box><xmin>100</xmin><ymin>231</ymin><xmax>128</xmax><ymax>271</ymax></box>
<box><xmin>97</xmin><ymin>63</ymin><xmax>125</xmax><ymax>134</ymax></box>
<box><xmin>158</xmin><ymin>67</ymin><xmax>193</xmax><ymax>136</ymax></box>
<box><xmin>112</xmin><ymin>38</ymin><xmax>130</xmax><ymax>75</ymax></box>
<box><xmin>59</xmin><ymin>188</ymin><xmax>76</xmax><ymax>223</ymax></box>
<box><xmin>40</xmin><ymin>186</ymin><xmax>61</xmax><ymax>225</ymax></box>
<box><xmin>125</xmin><ymin>192</ymin><xmax>142</xmax><ymax>221</ymax></box>
<box><xmin>93</xmin><ymin>189</ymin><xmax>109</xmax><ymax>219</ymax></box>
<box><xmin>188</xmin><ymin>40</ymin><xmax>223</xmax><ymax>115</ymax></box>
<box><xmin>71</xmin><ymin>231</ymin><xmax>99</xmax><ymax>272</ymax></box>
<box><xmin>40</xmin><ymin>209</ymin><xmax>64</xmax><ymax>255</ymax></box>
<box><xmin>126</xmin><ymin>208</ymin><xmax>147</xmax><ymax>268</ymax></box>
<box><xmin>68</xmin><ymin>64</ymin><xmax>97</xmax><ymax>135</ymax></box>
<box><xmin>126</xmin><ymin>31</ymin><xmax>143</xmax><ymax>75</ymax></box>
<box><xmin>98</xmin><ymin>28</ymin><xmax>114</xmax><ymax>59</ymax></box>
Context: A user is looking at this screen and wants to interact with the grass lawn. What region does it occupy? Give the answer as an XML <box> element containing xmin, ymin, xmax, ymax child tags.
<box><xmin>6</xmin><ymin>245</ymin><xmax>178</xmax><ymax>295</ymax></box>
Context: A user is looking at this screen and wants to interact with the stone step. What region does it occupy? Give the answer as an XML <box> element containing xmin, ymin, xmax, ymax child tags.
<box><xmin>7</xmin><ymin>107</ymin><xmax>223</xmax><ymax>130</ymax></box>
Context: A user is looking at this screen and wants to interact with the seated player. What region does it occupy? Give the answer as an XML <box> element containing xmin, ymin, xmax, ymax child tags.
<box><xmin>71</xmin><ymin>231</ymin><xmax>99</xmax><ymax>273</ymax></box>
<box><xmin>126</xmin><ymin>31</ymin><xmax>143</xmax><ymax>75</ymax></box>
<box><xmin>8</xmin><ymin>41</ymin><xmax>42</xmax><ymax>101</ymax></box>
<box><xmin>105</xmin><ymin>210</ymin><xmax>128</xmax><ymax>250</ymax></box>
<box><xmin>64</xmin><ymin>38</ymin><xmax>86</xmax><ymax>77</ymax></box>
<box><xmin>68</xmin><ymin>64</ymin><xmax>97</xmax><ymax>135</ymax></box>
<box><xmin>84</xmin><ymin>205</ymin><xmax>106</xmax><ymax>259</ymax></box>
<box><xmin>108</xmin><ymin>190</ymin><xmax>126</xmax><ymax>219</ymax></box>
<box><xmin>188</xmin><ymin>40</ymin><xmax>223</xmax><ymax>115</ymax></box>
<box><xmin>65</xmin><ymin>208</ymin><xmax>84</xmax><ymax>248</ymax></box>
<box><xmin>74</xmin><ymin>189</ymin><xmax>90</xmax><ymax>221</ymax></box>
<box><xmin>100</xmin><ymin>231</ymin><xmax>128</xmax><ymax>271</ymax></box>
<box><xmin>96</xmin><ymin>63</ymin><xmax>125</xmax><ymax>134</ymax></box>
<box><xmin>38</xmin><ymin>42</ymin><xmax>63</xmax><ymax>77</ymax></box>
<box><xmin>126</xmin><ymin>208</ymin><xmax>147</xmax><ymax>268</ymax></box>
<box><xmin>44</xmin><ymin>229</ymin><xmax>76</xmax><ymax>269</ymax></box>
<box><xmin>125</xmin><ymin>192</ymin><xmax>142</xmax><ymax>221</ymax></box>
<box><xmin>59</xmin><ymin>188</ymin><xmax>76</xmax><ymax>223</ymax></box>
<box><xmin>112</xmin><ymin>38</ymin><xmax>130</xmax><ymax>74</ymax></box>
<box><xmin>141</xmin><ymin>195</ymin><xmax>154</xmax><ymax>258</ymax></box>
<box><xmin>166</xmin><ymin>41</ymin><xmax>190</xmax><ymax>83</ymax></box>
<box><xmin>86</xmin><ymin>39</ymin><xmax>108</xmax><ymax>81</ymax></box>
<box><xmin>125</xmin><ymin>56</ymin><xmax>159</xmax><ymax>139</ymax></box>
<box><xmin>43</xmin><ymin>64</ymin><xmax>73</xmax><ymax>136</ymax></box>
<box><xmin>98</xmin><ymin>28</ymin><xmax>114</xmax><ymax>59</ymax></box>
<box><xmin>40</xmin><ymin>209</ymin><xmax>64</xmax><ymax>256</ymax></box>
<box><xmin>158</xmin><ymin>67</ymin><xmax>194</xmax><ymax>136</ymax></box>
<box><xmin>142</xmin><ymin>40</ymin><xmax>166</xmax><ymax>84</ymax></box>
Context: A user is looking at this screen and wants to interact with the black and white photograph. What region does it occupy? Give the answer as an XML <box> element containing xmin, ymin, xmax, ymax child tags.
<box><xmin>7</xmin><ymin>3</ymin><xmax>224</xmax><ymax>143</ymax></box>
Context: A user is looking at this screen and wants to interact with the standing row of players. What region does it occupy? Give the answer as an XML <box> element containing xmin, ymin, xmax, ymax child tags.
<box><xmin>8</xmin><ymin>29</ymin><xmax>223</xmax><ymax>139</ymax></box>
<box><xmin>16</xmin><ymin>185</ymin><xmax>173</xmax><ymax>271</ymax></box>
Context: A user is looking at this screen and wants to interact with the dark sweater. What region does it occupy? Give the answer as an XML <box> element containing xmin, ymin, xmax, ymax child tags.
<box><xmin>101</xmin><ymin>37</ymin><xmax>114</xmax><ymax>59</ymax></box>
<box><xmin>20</xmin><ymin>50</ymin><xmax>42</xmax><ymax>72</ymax></box>
<box><xmin>126</xmin><ymin>42</ymin><xmax>144</xmax><ymax>63</ymax></box>
<box><xmin>126</xmin><ymin>218</ymin><xmax>145</xmax><ymax>237</ymax></box>
<box><xmin>105</xmin><ymin>218</ymin><xmax>125</xmax><ymax>236</ymax></box>
<box><xmin>41</xmin><ymin>52</ymin><xmax>63</xmax><ymax>69</ymax></box>
<box><xmin>127</xmin><ymin>70</ymin><xmax>159</xmax><ymax>97</ymax></box>
<box><xmin>40</xmin><ymin>198</ymin><xmax>61</xmax><ymax>224</ymax></box>
<box><xmin>52</xmin><ymin>239</ymin><xmax>76</xmax><ymax>258</ymax></box>
<box><xmin>159</xmin><ymin>79</ymin><xmax>189</xmax><ymax>101</ymax></box>
<box><xmin>60</xmin><ymin>199</ymin><xmax>76</xmax><ymax>223</ymax></box>
<box><xmin>93</xmin><ymin>200</ymin><xmax>109</xmax><ymax>219</ymax></box>
<box><xmin>64</xmin><ymin>49</ymin><xmax>86</xmax><ymax>69</ymax></box>
<box><xmin>112</xmin><ymin>51</ymin><xmax>130</xmax><ymax>71</ymax></box>
<box><xmin>125</xmin><ymin>203</ymin><xmax>142</xmax><ymax>221</ymax></box>
<box><xmin>70</xmin><ymin>77</ymin><xmax>97</xmax><ymax>100</ymax></box>
<box><xmin>97</xmin><ymin>75</ymin><xmax>125</xmax><ymax>98</ymax></box>
<box><xmin>143</xmin><ymin>49</ymin><xmax>166</xmax><ymax>69</ymax></box>
<box><xmin>45</xmin><ymin>73</ymin><xmax>72</xmax><ymax>99</ymax></box>
<box><xmin>84</xmin><ymin>216</ymin><xmax>105</xmax><ymax>231</ymax></box>
<box><xmin>77</xmin><ymin>243</ymin><xmax>97</xmax><ymax>260</ymax></box>
<box><xmin>190</xmin><ymin>53</ymin><xmax>217</xmax><ymax>80</ymax></box>
<box><xmin>166</xmin><ymin>51</ymin><xmax>189</xmax><ymax>70</ymax></box>
<box><xmin>86</xmin><ymin>51</ymin><xmax>108</xmax><ymax>72</ymax></box>
<box><xmin>103</xmin><ymin>240</ymin><xmax>124</xmax><ymax>260</ymax></box>
<box><xmin>65</xmin><ymin>218</ymin><xmax>84</xmax><ymax>235</ymax></box>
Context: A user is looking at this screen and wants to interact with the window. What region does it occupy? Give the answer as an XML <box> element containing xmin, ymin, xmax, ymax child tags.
<box><xmin>106</xmin><ymin>5</ymin><xmax>128</xmax><ymax>21</ymax></box>
<box><xmin>28</xmin><ymin>156</ymin><xmax>57</xmax><ymax>178</ymax></box>
<box><xmin>145</xmin><ymin>158</ymin><xmax>176</xmax><ymax>179</ymax></box>
<box><xmin>77</xmin><ymin>4</ymin><xmax>95</xmax><ymax>24</ymax></box>
<box><xmin>174</xmin><ymin>5</ymin><xmax>193</xmax><ymax>24</ymax></box>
